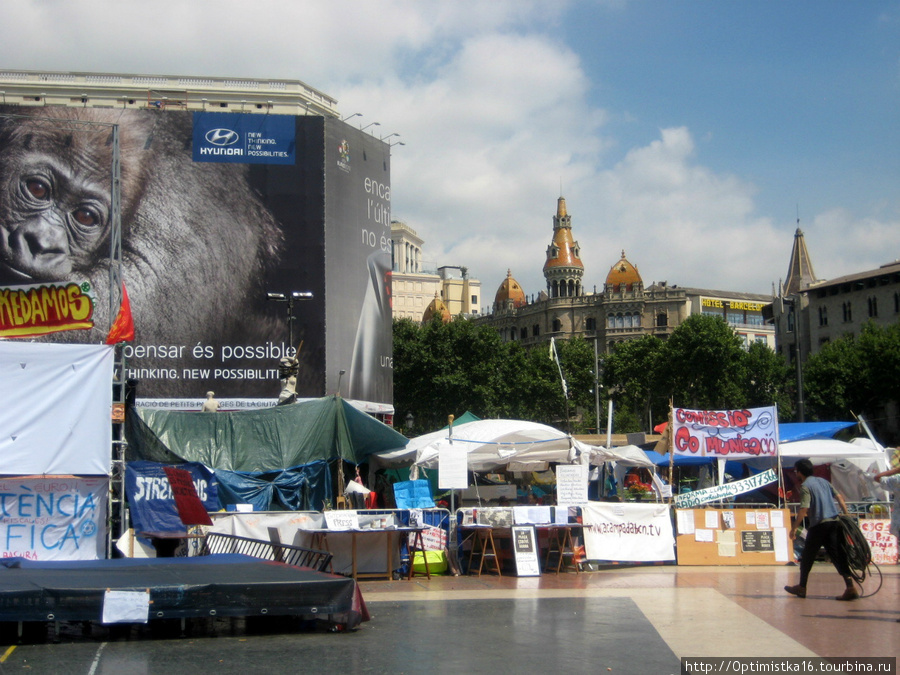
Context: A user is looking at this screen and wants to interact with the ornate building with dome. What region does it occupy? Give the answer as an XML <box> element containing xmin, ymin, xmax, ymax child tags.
<box><xmin>479</xmin><ymin>197</ymin><xmax>774</xmax><ymax>353</ymax></box>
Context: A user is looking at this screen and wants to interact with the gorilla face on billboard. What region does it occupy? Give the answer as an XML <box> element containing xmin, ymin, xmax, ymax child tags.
<box><xmin>0</xmin><ymin>107</ymin><xmax>392</xmax><ymax>409</ymax></box>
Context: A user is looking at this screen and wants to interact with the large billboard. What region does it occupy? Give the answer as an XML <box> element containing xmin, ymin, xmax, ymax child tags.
<box><xmin>0</xmin><ymin>107</ymin><xmax>392</xmax><ymax>411</ymax></box>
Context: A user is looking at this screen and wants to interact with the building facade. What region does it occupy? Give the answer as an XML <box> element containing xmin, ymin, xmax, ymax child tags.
<box><xmin>768</xmin><ymin>227</ymin><xmax>900</xmax><ymax>363</ymax></box>
<box><xmin>390</xmin><ymin>220</ymin><xmax>482</xmax><ymax>322</ymax></box>
<box><xmin>480</xmin><ymin>197</ymin><xmax>774</xmax><ymax>352</ymax></box>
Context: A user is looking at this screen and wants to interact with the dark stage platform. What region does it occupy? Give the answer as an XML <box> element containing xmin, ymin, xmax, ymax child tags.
<box><xmin>0</xmin><ymin>554</ymin><xmax>369</xmax><ymax>630</ymax></box>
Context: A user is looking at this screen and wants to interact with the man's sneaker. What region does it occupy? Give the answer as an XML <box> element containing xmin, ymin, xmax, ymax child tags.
<box><xmin>784</xmin><ymin>585</ymin><xmax>806</xmax><ymax>598</ymax></box>
<box><xmin>836</xmin><ymin>587</ymin><xmax>859</xmax><ymax>601</ymax></box>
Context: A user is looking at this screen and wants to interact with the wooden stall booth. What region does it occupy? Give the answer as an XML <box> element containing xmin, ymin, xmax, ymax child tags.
<box><xmin>675</xmin><ymin>506</ymin><xmax>792</xmax><ymax>565</ymax></box>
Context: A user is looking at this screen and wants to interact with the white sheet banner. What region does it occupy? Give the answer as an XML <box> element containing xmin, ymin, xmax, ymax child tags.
<box><xmin>0</xmin><ymin>476</ymin><xmax>107</xmax><ymax>560</ymax></box>
<box><xmin>673</xmin><ymin>469</ymin><xmax>777</xmax><ymax>509</ymax></box>
<box><xmin>672</xmin><ymin>406</ymin><xmax>778</xmax><ymax>459</ymax></box>
<box><xmin>582</xmin><ymin>502</ymin><xmax>675</xmax><ymax>562</ymax></box>
<box><xmin>0</xmin><ymin>342</ymin><xmax>114</xmax><ymax>475</ymax></box>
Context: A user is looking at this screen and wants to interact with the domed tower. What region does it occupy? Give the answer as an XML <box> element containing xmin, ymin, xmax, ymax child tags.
<box><xmin>605</xmin><ymin>251</ymin><xmax>643</xmax><ymax>293</ymax></box>
<box><xmin>493</xmin><ymin>269</ymin><xmax>527</xmax><ymax>312</ymax></box>
<box><xmin>422</xmin><ymin>292</ymin><xmax>451</xmax><ymax>324</ymax></box>
<box><xmin>543</xmin><ymin>196</ymin><xmax>584</xmax><ymax>298</ymax></box>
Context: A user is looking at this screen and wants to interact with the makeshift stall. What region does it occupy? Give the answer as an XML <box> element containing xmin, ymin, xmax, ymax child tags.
<box><xmin>674</xmin><ymin>506</ymin><xmax>792</xmax><ymax>565</ymax></box>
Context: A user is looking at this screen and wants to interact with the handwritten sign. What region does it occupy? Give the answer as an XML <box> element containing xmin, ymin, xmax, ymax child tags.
<box><xmin>511</xmin><ymin>525</ymin><xmax>541</xmax><ymax>576</ymax></box>
<box><xmin>0</xmin><ymin>476</ymin><xmax>107</xmax><ymax>561</ymax></box>
<box><xmin>673</xmin><ymin>406</ymin><xmax>778</xmax><ymax>459</ymax></box>
<box><xmin>555</xmin><ymin>464</ymin><xmax>588</xmax><ymax>504</ymax></box>
<box><xmin>324</xmin><ymin>510</ymin><xmax>361</xmax><ymax>531</ymax></box>
<box><xmin>860</xmin><ymin>519</ymin><xmax>898</xmax><ymax>565</ymax></box>
<box><xmin>673</xmin><ymin>469</ymin><xmax>777</xmax><ymax>508</ymax></box>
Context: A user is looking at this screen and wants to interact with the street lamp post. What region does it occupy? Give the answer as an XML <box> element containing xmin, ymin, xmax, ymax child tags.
<box><xmin>266</xmin><ymin>291</ymin><xmax>313</xmax><ymax>350</ymax></box>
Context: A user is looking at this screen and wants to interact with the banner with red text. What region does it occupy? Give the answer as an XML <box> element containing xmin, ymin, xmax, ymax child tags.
<box><xmin>672</xmin><ymin>406</ymin><xmax>778</xmax><ymax>459</ymax></box>
<box><xmin>582</xmin><ymin>502</ymin><xmax>675</xmax><ymax>562</ymax></box>
<box><xmin>0</xmin><ymin>476</ymin><xmax>107</xmax><ymax>561</ymax></box>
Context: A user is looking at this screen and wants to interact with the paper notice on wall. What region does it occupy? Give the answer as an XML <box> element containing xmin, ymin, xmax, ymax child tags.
<box><xmin>770</xmin><ymin>510</ymin><xmax>785</xmax><ymax>529</ymax></box>
<box><xmin>717</xmin><ymin>542</ymin><xmax>737</xmax><ymax>557</ymax></box>
<box><xmin>745</xmin><ymin>512</ymin><xmax>757</xmax><ymax>525</ymax></box>
<box><xmin>705</xmin><ymin>511</ymin><xmax>720</xmax><ymax>529</ymax></box>
<box><xmin>676</xmin><ymin>509</ymin><xmax>695</xmax><ymax>535</ymax></box>
<box><xmin>102</xmin><ymin>590</ymin><xmax>150</xmax><ymax>624</ymax></box>
<box><xmin>756</xmin><ymin>511</ymin><xmax>770</xmax><ymax>530</ymax></box>
<box><xmin>774</xmin><ymin>528</ymin><xmax>790</xmax><ymax>562</ymax></box>
<box><xmin>695</xmin><ymin>529</ymin><xmax>714</xmax><ymax>542</ymax></box>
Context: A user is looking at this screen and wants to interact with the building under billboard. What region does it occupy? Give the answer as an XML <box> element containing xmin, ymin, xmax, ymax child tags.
<box><xmin>0</xmin><ymin>70</ymin><xmax>393</xmax><ymax>414</ymax></box>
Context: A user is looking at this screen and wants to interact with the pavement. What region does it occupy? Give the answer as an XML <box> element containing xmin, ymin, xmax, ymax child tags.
<box><xmin>0</xmin><ymin>563</ymin><xmax>896</xmax><ymax>674</ymax></box>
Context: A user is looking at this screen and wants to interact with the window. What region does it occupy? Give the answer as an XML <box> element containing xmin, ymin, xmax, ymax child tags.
<box><xmin>585</xmin><ymin>317</ymin><xmax>596</xmax><ymax>330</ymax></box>
<box><xmin>520</xmin><ymin>327</ymin><xmax>527</xmax><ymax>340</ymax></box>
<box><xmin>532</xmin><ymin>325</ymin><xmax>540</xmax><ymax>337</ymax></box>
<box><xmin>656</xmin><ymin>313</ymin><xmax>668</xmax><ymax>327</ymax></box>
<box><xmin>818</xmin><ymin>306</ymin><xmax>828</xmax><ymax>327</ymax></box>
<box><xmin>552</xmin><ymin>318</ymin><xmax>562</xmax><ymax>332</ymax></box>
<box><xmin>868</xmin><ymin>297</ymin><xmax>878</xmax><ymax>317</ymax></box>
<box><xmin>842</xmin><ymin>302</ymin><xmax>852</xmax><ymax>322</ymax></box>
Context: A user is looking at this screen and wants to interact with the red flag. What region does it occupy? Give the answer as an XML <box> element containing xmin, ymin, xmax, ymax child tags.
<box><xmin>105</xmin><ymin>284</ymin><xmax>135</xmax><ymax>344</ymax></box>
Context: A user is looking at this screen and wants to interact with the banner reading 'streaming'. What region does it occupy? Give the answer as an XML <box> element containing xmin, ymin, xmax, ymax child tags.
<box><xmin>672</xmin><ymin>406</ymin><xmax>778</xmax><ymax>459</ymax></box>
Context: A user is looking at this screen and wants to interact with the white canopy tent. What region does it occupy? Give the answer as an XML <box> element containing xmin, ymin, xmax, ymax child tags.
<box><xmin>413</xmin><ymin>419</ymin><xmax>583</xmax><ymax>472</ymax></box>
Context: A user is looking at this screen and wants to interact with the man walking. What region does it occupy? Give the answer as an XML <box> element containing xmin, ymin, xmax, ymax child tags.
<box><xmin>785</xmin><ymin>458</ymin><xmax>858</xmax><ymax>601</ymax></box>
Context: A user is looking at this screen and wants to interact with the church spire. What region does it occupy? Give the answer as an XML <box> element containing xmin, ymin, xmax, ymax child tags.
<box><xmin>782</xmin><ymin>225</ymin><xmax>817</xmax><ymax>296</ymax></box>
<box><xmin>543</xmin><ymin>196</ymin><xmax>584</xmax><ymax>298</ymax></box>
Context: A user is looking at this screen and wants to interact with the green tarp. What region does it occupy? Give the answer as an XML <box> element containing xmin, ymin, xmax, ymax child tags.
<box><xmin>125</xmin><ymin>396</ymin><xmax>408</xmax><ymax>472</ymax></box>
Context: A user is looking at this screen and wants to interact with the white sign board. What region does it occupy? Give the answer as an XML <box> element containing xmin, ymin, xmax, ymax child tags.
<box><xmin>511</xmin><ymin>525</ymin><xmax>541</xmax><ymax>576</ymax></box>
<box><xmin>438</xmin><ymin>444</ymin><xmax>468</xmax><ymax>490</ymax></box>
<box><xmin>324</xmin><ymin>510</ymin><xmax>361</xmax><ymax>531</ymax></box>
<box><xmin>555</xmin><ymin>464</ymin><xmax>588</xmax><ymax>504</ymax></box>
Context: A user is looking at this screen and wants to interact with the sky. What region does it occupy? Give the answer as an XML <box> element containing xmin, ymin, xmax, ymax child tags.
<box><xmin>2</xmin><ymin>1</ymin><xmax>898</xmax><ymax>305</ymax></box>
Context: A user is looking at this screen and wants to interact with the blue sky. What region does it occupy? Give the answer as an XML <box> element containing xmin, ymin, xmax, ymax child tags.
<box><xmin>1</xmin><ymin>1</ymin><xmax>897</xmax><ymax>303</ymax></box>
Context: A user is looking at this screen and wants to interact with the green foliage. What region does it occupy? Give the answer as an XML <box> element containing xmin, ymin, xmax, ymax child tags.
<box><xmin>804</xmin><ymin>321</ymin><xmax>900</xmax><ymax>422</ymax></box>
<box><xmin>394</xmin><ymin>313</ymin><xmax>803</xmax><ymax>436</ymax></box>
<box><xmin>659</xmin><ymin>314</ymin><xmax>747</xmax><ymax>409</ymax></box>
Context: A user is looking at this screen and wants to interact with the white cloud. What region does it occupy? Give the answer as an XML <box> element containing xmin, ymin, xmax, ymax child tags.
<box><xmin>0</xmin><ymin>0</ymin><xmax>893</xmax><ymax>303</ymax></box>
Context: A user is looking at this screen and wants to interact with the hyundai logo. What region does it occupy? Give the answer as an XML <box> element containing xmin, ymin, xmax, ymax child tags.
<box><xmin>205</xmin><ymin>128</ymin><xmax>240</xmax><ymax>146</ymax></box>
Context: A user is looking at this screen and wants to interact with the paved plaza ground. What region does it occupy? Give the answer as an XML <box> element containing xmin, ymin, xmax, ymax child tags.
<box><xmin>1</xmin><ymin>563</ymin><xmax>897</xmax><ymax>674</ymax></box>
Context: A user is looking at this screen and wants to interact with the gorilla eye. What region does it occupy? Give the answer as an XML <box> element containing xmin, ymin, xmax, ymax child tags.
<box><xmin>25</xmin><ymin>178</ymin><xmax>51</xmax><ymax>200</ymax></box>
<box><xmin>72</xmin><ymin>206</ymin><xmax>101</xmax><ymax>227</ymax></box>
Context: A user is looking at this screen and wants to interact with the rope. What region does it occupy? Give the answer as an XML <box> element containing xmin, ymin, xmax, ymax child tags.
<box><xmin>836</xmin><ymin>515</ymin><xmax>883</xmax><ymax>597</ymax></box>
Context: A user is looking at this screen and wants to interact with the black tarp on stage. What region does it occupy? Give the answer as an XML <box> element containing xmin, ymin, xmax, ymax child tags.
<box><xmin>0</xmin><ymin>554</ymin><xmax>369</xmax><ymax>629</ymax></box>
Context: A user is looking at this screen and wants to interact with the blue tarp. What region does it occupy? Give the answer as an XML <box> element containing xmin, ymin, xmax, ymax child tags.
<box><xmin>215</xmin><ymin>461</ymin><xmax>331</xmax><ymax>512</ymax></box>
<box><xmin>777</xmin><ymin>421</ymin><xmax>856</xmax><ymax>442</ymax></box>
<box><xmin>644</xmin><ymin>450</ymin><xmax>714</xmax><ymax>466</ymax></box>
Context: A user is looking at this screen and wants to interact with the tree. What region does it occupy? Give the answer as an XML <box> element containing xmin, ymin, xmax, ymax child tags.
<box><xmin>743</xmin><ymin>341</ymin><xmax>795</xmax><ymax>417</ymax></box>
<box><xmin>603</xmin><ymin>335</ymin><xmax>667</xmax><ymax>432</ymax></box>
<box><xmin>658</xmin><ymin>314</ymin><xmax>748</xmax><ymax>409</ymax></box>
